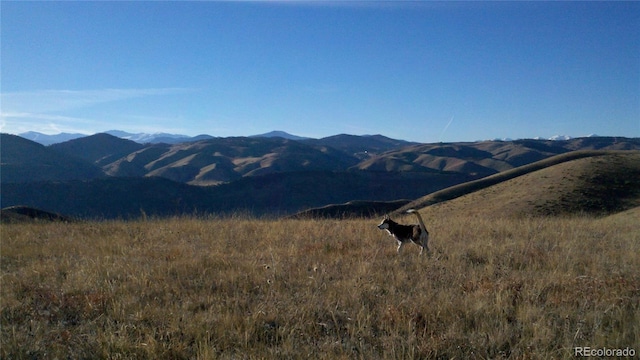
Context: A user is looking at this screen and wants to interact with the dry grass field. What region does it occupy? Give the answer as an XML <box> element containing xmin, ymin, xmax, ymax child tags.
<box><xmin>2</xmin><ymin>212</ymin><xmax>638</xmax><ymax>359</ymax></box>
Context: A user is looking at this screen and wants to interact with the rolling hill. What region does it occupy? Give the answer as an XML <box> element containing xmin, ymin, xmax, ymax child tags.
<box><xmin>357</xmin><ymin>137</ymin><xmax>640</xmax><ymax>176</ymax></box>
<box><xmin>49</xmin><ymin>133</ymin><xmax>144</xmax><ymax>166</ymax></box>
<box><xmin>19</xmin><ymin>133</ymin><xmax>420</xmax><ymax>185</ymax></box>
<box><xmin>0</xmin><ymin>134</ymin><xmax>105</xmax><ymax>183</ymax></box>
<box><xmin>6</xmin><ymin>133</ymin><xmax>368</xmax><ymax>185</ymax></box>
<box><xmin>295</xmin><ymin>150</ymin><xmax>640</xmax><ymax>219</ymax></box>
<box><xmin>103</xmin><ymin>136</ymin><xmax>361</xmax><ymax>185</ymax></box>
<box><xmin>401</xmin><ymin>151</ymin><xmax>640</xmax><ymax>218</ymax></box>
<box><xmin>2</xmin><ymin>132</ymin><xmax>639</xmax><ymax>219</ymax></box>
<box><xmin>9</xmin><ymin>134</ymin><xmax>638</xmax><ymax>187</ymax></box>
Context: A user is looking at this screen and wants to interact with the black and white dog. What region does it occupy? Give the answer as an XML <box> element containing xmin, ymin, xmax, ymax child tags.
<box><xmin>377</xmin><ymin>209</ymin><xmax>430</xmax><ymax>255</ymax></box>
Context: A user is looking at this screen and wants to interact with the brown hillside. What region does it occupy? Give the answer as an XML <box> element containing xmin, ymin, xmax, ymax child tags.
<box><xmin>405</xmin><ymin>151</ymin><xmax>640</xmax><ymax>219</ymax></box>
<box><xmin>356</xmin><ymin>137</ymin><xmax>640</xmax><ymax>177</ymax></box>
<box><xmin>104</xmin><ymin>137</ymin><xmax>359</xmax><ymax>185</ymax></box>
<box><xmin>355</xmin><ymin>143</ymin><xmax>504</xmax><ymax>176</ymax></box>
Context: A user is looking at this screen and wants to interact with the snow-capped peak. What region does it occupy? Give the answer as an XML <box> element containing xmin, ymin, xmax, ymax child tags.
<box><xmin>549</xmin><ymin>135</ymin><xmax>573</xmax><ymax>141</ymax></box>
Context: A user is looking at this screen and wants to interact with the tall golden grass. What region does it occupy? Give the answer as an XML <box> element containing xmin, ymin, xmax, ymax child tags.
<box><xmin>1</xmin><ymin>213</ymin><xmax>638</xmax><ymax>359</ymax></box>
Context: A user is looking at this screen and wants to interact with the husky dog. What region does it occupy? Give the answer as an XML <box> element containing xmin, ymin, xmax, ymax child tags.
<box><xmin>377</xmin><ymin>209</ymin><xmax>429</xmax><ymax>255</ymax></box>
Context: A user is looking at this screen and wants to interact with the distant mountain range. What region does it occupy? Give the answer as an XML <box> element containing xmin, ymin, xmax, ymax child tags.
<box><xmin>18</xmin><ymin>130</ymin><xmax>597</xmax><ymax>146</ymax></box>
<box><xmin>2</xmin><ymin>132</ymin><xmax>639</xmax><ymax>219</ymax></box>
<box><xmin>17</xmin><ymin>130</ymin><xmax>313</xmax><ymax>146</ymax></box>
<box><xmin>18</xmin><ymin>131</ymin><xmax>88</xmax><ymax>146</ymax></box>
<box><xmin>18</xmin><ymin>130</ymin><xmax>214</xmax><ymax>146</ymax></box>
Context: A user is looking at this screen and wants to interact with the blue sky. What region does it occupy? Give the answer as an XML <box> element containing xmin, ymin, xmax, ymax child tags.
<box><xmin>1</xmin><ymin>1</ymin><xmax>638</xmax><ymax>143</ymax></box>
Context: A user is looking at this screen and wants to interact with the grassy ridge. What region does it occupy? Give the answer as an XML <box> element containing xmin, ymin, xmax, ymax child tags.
<box><xmin>397</xmin><ymin>150</ymin><xmax>637</xmax><ymax>213</ymax></box>
<box><xmin>1</xmin><ymin>214</ymin><xmax>638</xmax><ymax>359</ymax></box>
<box><xmin>399</xmin><ymin>151</ymin><xmax>640</xmax><ymax>218</ymax></box>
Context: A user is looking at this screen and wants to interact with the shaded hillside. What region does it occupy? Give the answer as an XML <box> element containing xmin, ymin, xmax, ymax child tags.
<box><xmin>1</xmin><ymin>171</ymin><xmax>474</xmax><ymax>219</ymax></box>
<box><xmin>0</xmin><ymin>206</ymin><xmax>74</xmax><ymax>223</ymax></box>
<box><xmin>0</xmin><ymin>133</ymin><xmax>105</xmax><ymax>183</ymax></box>
<box><xmin>50</xmin><ymin>133</ymin><xmax>144</xmax><ymax>166</ymax></box>
<box><xmin>406</xmin><ymin>151</ymin><xmax>640</xmax><ymax>219</ymax></box>
<box><xmin>210</xmin><ymin>171</ymin><xmax>469</xmax><ymax>215</ymax></box>
<box><xmin>1</xmin><ymin>177</ymin><xmax>213</xmax><ymax>219</ymax></box>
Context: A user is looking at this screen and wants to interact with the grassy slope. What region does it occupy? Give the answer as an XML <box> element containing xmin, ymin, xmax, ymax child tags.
<box><xmin>2</xmin><ymin>214</ymin><xmax>638</xmax><ymax>359</ymax></box>
<box><xmin>398</xmin><ymin>151</ymin><xmax>640</xmax><ymax>218</ymax></box>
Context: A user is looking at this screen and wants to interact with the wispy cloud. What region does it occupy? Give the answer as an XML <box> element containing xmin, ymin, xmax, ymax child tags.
<box><xmin>0</xmin><ymin>88</ymin><xmax>194</xmax><ymax>135</ymax></box>
<box><xmin>1</xmin><ymin>88</ymin><xmax>193</xmax><ymax>114</ymax></box>
<box><xmin>0</xmin><ymin>112</ymin><xmax>98</xmax><ymax>135</ymax></box>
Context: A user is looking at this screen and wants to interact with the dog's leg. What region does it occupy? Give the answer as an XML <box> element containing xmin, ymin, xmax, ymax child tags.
<box><xmin>396</xmin><ymin>240</ymin><xmax>404</xmax><ymax>254</ymax></box>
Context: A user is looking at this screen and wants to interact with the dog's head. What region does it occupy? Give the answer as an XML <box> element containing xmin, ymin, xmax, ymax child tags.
<box><xmin>377</xmin><ymin>214</ymin><xmax>391</xmax><ymax>230</ymax></box>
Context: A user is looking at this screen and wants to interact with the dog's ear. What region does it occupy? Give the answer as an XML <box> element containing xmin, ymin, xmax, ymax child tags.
<box><xmin>384</xmin><ymin>214</ymin><xmax>390</xmax><ymax>220</ymax></box>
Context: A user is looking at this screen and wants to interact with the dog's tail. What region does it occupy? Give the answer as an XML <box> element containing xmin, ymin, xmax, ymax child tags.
<box><xmin>406</xmin><ymin>209</ymin><xmax>428</xmax><ymax>234</ymax></box>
